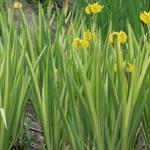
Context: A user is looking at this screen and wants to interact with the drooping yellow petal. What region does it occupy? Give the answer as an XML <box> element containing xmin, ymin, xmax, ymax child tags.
<box><xmin>85</xmin><ymin>5</ymin><xmax>91</xmax><ymax>14</ymax></box>
<box><xmin>109</xmin><ymin>31</ymin><xmax>119</xmax><ymax>43</ymax></box>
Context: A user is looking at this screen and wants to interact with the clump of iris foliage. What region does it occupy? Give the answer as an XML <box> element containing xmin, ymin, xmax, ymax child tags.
<box><xmin>0</xmin><ymin>0</ymin><xmax>150</xmax><ymax>150</ymax></box>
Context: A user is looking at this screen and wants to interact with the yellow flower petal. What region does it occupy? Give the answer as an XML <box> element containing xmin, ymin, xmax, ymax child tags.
<box><xmin>90</xmin><ymin>3</ymin><xmax>103</xmax><ymax>14</ymax></box>
<box><xmin>72</xmin><ymin>38</ymin><xmax>89</xmax><ymax>48</ymax></box>
<box><xmin>140</xmin><ymin>11</ymin><xmax>150</xmax><ymax>24</ymax></box>
<box><xmin>85</xmin><ymin>5</ymin><xmax>91</xmax><ymax>14</ymax></box>
<box><xmin>85</xmin><ymin>3</ymin><xmax>103</xmax><ymax>14</ymax></box>
<box><xmin>83</xmin><ymin>30</ymin><xmax>91</xmax><ymax>41</ymax></box>
<box><xmin>128</xmin><ymin>63</ymin><xmax>134</xmax><ymax>72</ymax></box>
<box><xmin>72</xmin><ymin>38</ymin><xmax>82</xmax><ymax>48</ymax></box>
<box><xmin>13</xmin><ymin>2</ymin><xmax>22</xmax><ymax>9</ymax></box>
<box><xmin>109</xmin><ymin>31</ymin><xmax>127</xmax><ymax>44</ymax></box>
<box><xmin>83</xmin><ymin>30</ymin><xmax>97</xmax><ymax>41</ymax></box>
<box><xmin>119</xmin><ymin>31</ymin><xmax>127</xmax><ymax>43</ymax></box>
<box><xmin>109</xmin><ymin>31</ymin><xmax>118</xmax><ymax>43</ymax></box>
<box><xmin>80</xmin><ymin>39</ymin><xmax>89</xmax><ymax>48</ymax></box>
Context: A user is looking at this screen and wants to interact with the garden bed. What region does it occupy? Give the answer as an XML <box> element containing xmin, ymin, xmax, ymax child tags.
<box><xmin>0</xmin><ymin>0</ymin><xmax>150</xmax><ymax>150</ymax></box>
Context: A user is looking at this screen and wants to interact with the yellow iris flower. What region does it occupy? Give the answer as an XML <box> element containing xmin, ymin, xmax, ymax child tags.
<box><xmin>72</xmin><ymin>38</ymin><xmax>89</xmax><ymax>48</ymax></box>
<box><xmin>72</xmin><ymin>38</ymin><xmax>82</xmax><ymax>48</ymax></box>
<box><xmin>109</xmin><ymin>31</ymin><xmax>127</xmax><ymax>44</ymax></box>
<box><xmin>140</xmin><ymin>11</ymin><xmax>150</xmax><ymax>24</ymax></box>
<box><xmin>13</xmin><ymin>2</ymin><xmax>22</xmax><ymax>9</ymax></box>
<box><xmin>85</xmin><ymin>3</ymin><xmax>103</xmax><ymax>14</ymax></box>
<box><xmin>83</xmin><ymin>30</ymin><xmax>97</xmax><ymax>41</ymax></box>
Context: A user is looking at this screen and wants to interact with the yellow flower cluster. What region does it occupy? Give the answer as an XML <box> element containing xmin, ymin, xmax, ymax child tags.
<box><xmin>109</xmin><ymin>31</ymin><xmax>127</xmax><ymax>44</ymax></box>
<box><xmin>113</xmin><ymin>62</ymin><xmax>134</xmax><ymax>73</ymax></box>
<box><xmin>13</xmin><ymin>2</ymin><xmax>22</xmax><ymax>9</ymax></box>
<box><xmin>72</xmin><ymin>30</ymin><xmax>97</xmax><ymax>48</ymax></box>
<box><xmin>85</xmin><ymin>3</ymin><xmax>103</xmax><ymax>14</ymax></box>
<box><xmin>140</xmin><ymin>11</ymin><xmax>150</xmax><ymax>24</ymax></box>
